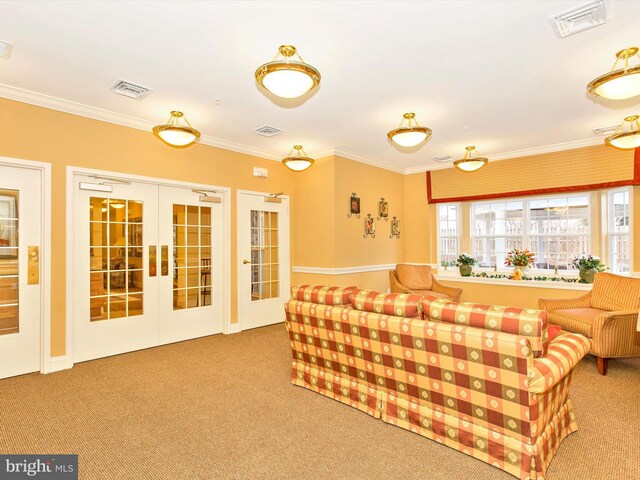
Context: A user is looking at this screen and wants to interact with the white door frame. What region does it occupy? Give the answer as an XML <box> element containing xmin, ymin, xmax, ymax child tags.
<box><xmin>66</xmin><ymin>166</ymin><xmax>232</xmax><ymax>369</ymax></box>
<box><xmin>236</xmin><ymin>189</ymin><xmax>291</xmax><ymax>332</ymax></box>
<box><xmin>0</xmin><ymin>156</ymin><xmax>52</xmax><ymax>374</ymax></box>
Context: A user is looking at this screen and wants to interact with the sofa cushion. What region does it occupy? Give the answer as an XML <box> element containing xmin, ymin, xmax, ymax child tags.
<box><xmin>590</xmin><ymin>273</ymin><xmax>640</xmax><ymax>311</ymax></box>
<box><xmin>547</xmin><ymin>308</ymin><xmax>603</xmax><ymax>338</ymax></box>
<box><xmin>349</xmin><ymin>289</ymin><xmax>422</xmax><ymax>318</ymax></box>
<box><xmin>421</xmin><ymin>296</ymin><xmax>549</xmax><ymax>357</ymax></box>
<box><xmin>291</xmin><ymin>285</ymin><xmax>356</xmax><ymax>306</ymax></box>
<box><xmin>396</xmin><ymin>264</ymin><xmax>432</xmax><ymax>291</ymax></box>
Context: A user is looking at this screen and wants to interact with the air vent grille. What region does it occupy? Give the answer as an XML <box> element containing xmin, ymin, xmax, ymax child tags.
<box><xmin>593</xmin><ymin>124</ymin><xmax>618</xmax><ymax>135</ymax></box>
<box><xmin>432</xmin><ymin>155</ymin><xmax>453</xmax><ymax>163</ymax></box>
<box><xmin>549</xmin><ymin>0</ymin><xmax>608</xmax><ymax>38</ymax></box>
<box><xmin>110</xmin><ymin>79</ymin><xmax>153</xmax><ymax>100</ymax></box>
<box><xmin>253</xmin><ymin>125</ymin><xmax>283</xmax><ymax>137</ymax></box>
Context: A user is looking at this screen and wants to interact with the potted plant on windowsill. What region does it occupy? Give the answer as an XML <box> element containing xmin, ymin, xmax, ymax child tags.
<box><xmin>456</xmin><ymin>253</ymin><xmax>476</xmax><ymax>277</ymax></box>
<box><xmin>571</xmin><ymin>254</ymin><xmax>605</xmax><ymax>284</ymax></box>
<box><xmin>505</xmin><ymin>249</ymin><xmax>535</xmax><ymax>276</ymax></box>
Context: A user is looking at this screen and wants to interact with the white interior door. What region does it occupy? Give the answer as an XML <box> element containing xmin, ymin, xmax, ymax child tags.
<box><xmin>73</xmin><ymin>178</ymin><xmax>159</xmax><ymax>362</ymax></box>
<box><xmin>237</xmin><ymin>192</ymin><xmax>290</xmax><ymax>330</ymax></box>
<box><xmin>0</xmin><ymin>165</ymin><xmax>42</xmax><ymax>379</ymax></box>
<box><xmin>158</xmin><ymin>186</ymin><xmax>224</xmax><ymax>344</ymax></box>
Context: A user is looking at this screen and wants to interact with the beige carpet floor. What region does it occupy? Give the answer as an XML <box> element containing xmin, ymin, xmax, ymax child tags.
<box><xmin>0</xmin><ymin>324</ymin><xmax>638</xmax><ymax>480</ymax></box>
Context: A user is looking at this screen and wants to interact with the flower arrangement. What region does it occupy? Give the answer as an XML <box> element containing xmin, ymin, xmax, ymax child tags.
<box><xmin>455</xmin><ymin>253</ymin><xmax>476</xmax><ymax>266</ymax></box>
<box><xmin>504</xmin><ymin>249</ymin><xmax>535</xmax><ymax>267</ymax></box>
<box><xmin>571</xmin><ymin>254</ymin><xmax>606</xmax><ymax>272</ymax></box>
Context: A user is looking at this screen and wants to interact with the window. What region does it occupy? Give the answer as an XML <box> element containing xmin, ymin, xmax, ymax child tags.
<box><xmin>438</xmin><ymin>204</ymin><xmax>459</xmax><ymax>267</ymax></box>
<box><xmin>470</xmin><ymin>194</ymin><xmax>590</xmax><ymax>271</ymax></box>
<box><xmin>609</xmin><ymin>190</ymin><xmax>630</xmax><ymax>273</ymax></box>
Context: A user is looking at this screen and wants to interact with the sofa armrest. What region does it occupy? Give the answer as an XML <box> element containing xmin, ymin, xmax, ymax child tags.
<box><xmin>538</xmin><ymin>292</ymin><xmax>592</xmax><ymax>312</ymax></box>
<box><xmin>591</xmin><ymin>309</ymin><xmax>640</xmax><ymax>357</ymax></box>
<box><xmin>431</xmin><ymin>276</ymin><xmax>463</xmax><ymax>302</ymax></box>
<box><xmin>527</xmin><ymin>333</ymin><xmax>591</xmax><ymax>394</ymax></box>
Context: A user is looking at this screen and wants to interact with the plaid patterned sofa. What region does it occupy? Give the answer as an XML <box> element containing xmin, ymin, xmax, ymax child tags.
<box><xmin>285</xmin><ymin>286</ymin><xmax>591</xmax><ymax>480</ymax></box>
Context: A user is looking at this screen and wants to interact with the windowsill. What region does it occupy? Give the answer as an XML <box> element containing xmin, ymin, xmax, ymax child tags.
<box><xmin>434</xmin><ymin>270</ymin><xmax>593</xmax><ymax>290</ymax></box>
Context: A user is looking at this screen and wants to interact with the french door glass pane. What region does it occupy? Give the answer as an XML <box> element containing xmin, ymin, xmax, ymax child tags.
<box><xmin>89</xmin><ymin>197</ymin><xmax>144</xmax><ymax>321</ymax></box>
<box><xmin>172</xmin><ymin>204</ymin><xmax>212</xmax><ymax>310</ymax></box>
<box><xmin>0</xmin><ymin>189</ymin><xmax>18</xmax><ymax>335</ymax></box>
<box><xmin>250</xmin><ymin>210</ymin><xmax>279</xmax><ymax>300</ymax></box>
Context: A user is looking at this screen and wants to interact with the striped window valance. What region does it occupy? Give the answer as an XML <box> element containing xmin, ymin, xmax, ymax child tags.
<box><xmin>427</xmin><ymin>145</ymin><xmax>639</xmax><ymax>204</ymax></box>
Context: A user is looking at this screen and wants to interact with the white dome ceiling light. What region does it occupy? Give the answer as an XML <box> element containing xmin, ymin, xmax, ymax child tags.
<box><xmin>255</xmin><ymin>45</ymin><xmax>321</xmax><ymax>99</ymax></box>
<box><xmin>453</xmin><ymin>146</ymin><xmax>489</xmax><ymax>173</ymax></box>
<box><xmin>605</xmin><ymin>115</ymin><xmax>640</xmax><ymax>150</ymax></box>
<box><xmin>587</xmin><ymin>47</ymin><xmax>640</xmax><ymax>100</ymax></box>
<box><xmin>282</xmin><ymin>145</ymin><xmax>314</xmax><ymax>172</ymax></box>
<box><xmin>152</xmin><ymin>111</ymin><xmax>201</xmax><ymax>148</ymax></box>
<box><xmin>387</xmin><ymin>113</ymin><xmax>432</xmax><ymax>147</ymax></box>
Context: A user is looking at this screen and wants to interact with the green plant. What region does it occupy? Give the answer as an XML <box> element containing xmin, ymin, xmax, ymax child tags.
<box><xmin>571</xmin><ymin>254</ymin><xmax>605</xmax><ymax>272</ymax></box>
<box><xmin>505</xmin><ymin>249</ymin><xmax>535</xmax><ymax>267</ymax></box>
<box><xmin>455</xmin><ymin>253</ymin><xmax>476</xmax><ymax>266</ymax></box>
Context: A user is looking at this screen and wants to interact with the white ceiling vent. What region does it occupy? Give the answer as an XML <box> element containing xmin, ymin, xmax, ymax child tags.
<box><xmin>593</xmin><ymin>124</ymin><xmax>618</xmax><ymax>135</ymax></box>
<box><xmin>0</xmin><ymin>39</ymin><xmax>13</xmax><ymax>60</ymax></box>
<box><xmin>432</xmin><ymin>154</ymin><xmax>453</xmax><ymax>163</ymax></box>
<box><xmin>253</xmin><ymin>125</ymin><xmax>283</xmax><ymax>137</ymax></box>
<box><xmin>549</xmin><ymin>0</ymin><xmax>609</xmax><ymax>38</ymax></box>
<box><xmin>110</xmin><ymin>79</ymin><xmax>153</xmax><ymax>100</ymax></box>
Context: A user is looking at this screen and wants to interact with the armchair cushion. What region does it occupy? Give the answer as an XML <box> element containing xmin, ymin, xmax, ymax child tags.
<box><xmin>546</xmin><ymin>308</ymin><xmax>604</xmax><ymax>338</ymax></box>
<box><xmin>591</xmin><ymin>272</ymin><xmax>640</xmax><ymax>311</ymax></box>
<box><xmin>421</xmin><ymin>295</ymin><xmax>549</xmax><ymax>357</ymax></box>
<box><xmin>396</xmin><ymin>264</ymin><xmax>432</xmax><ymax>291</ymax></box>
<box><xmin>349</xmin><ymin>289</ymin><xmax>422</xmax><ymax>318</ymax></box>
<box><xmin>291</xmin><ymin>285</ymin><xmax>356</xmax><ymax>306</ymax></box>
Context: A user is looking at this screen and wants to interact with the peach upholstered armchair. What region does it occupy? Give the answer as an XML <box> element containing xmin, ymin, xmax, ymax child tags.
<box><xmin>389</xmin><ymin>264</ymin><xmax>462</xmax><ymax>302</ymax></box>
<box><xmin>539</xmin><ymin>272</ymin><xmax>640</xmax><ymax>375</ymax></box>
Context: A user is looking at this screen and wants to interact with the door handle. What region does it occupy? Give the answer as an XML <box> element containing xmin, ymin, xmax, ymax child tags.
<box><xmin>28</xmin><ymin>246</ymin><xmax>40</xmax><ymax>285</ymax></box>
<box><xmin>149</xmin><ymin>245</ymin><xmax>157</xmax><ymax>277</ymax></box>
<box><xmin>242</xmin><ymin>259</ymin><xmax>251</xmax><ymax>264</ymax></box>
<box><xmin>161</xmin><ymin>245</ymin><xmax>169</xmax><ymax>275</ymax></box>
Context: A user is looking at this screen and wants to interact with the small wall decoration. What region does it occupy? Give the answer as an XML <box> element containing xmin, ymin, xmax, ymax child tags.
<box><xmin>377</xmin><ymin>197</ymin><xmax>389</xmax><ymax>221</ymax></box>
<box><xmin>347</xmin><ymin>192</ymin><xmax>361</xmax><ymax>218</ymax></box>
<box><xmin>363</xmin><ymin>213</ymin><xmax>375</xmax><ymax>238</ymax></box>
<box><xmin>390</xmin><ymin>216</ymin><xmax>400</xmax><ymax>239</ymax></box>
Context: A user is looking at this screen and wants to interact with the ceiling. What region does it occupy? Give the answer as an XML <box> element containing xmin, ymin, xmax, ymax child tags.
<box><xmin>0</xmin><ymin>0</ymin><xmax>639</xmax><ymax>173</ymax></box>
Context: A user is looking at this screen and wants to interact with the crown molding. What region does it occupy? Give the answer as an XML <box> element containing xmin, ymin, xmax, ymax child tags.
<box><xmin>0</xmin><ymin>82</ymin><xmax>282</xmax><ymax>161</ymax></box>
<box><xmin>0</xmin><ymin>82</ymin><xmax>608</xmax><ymax>176</ymax></box>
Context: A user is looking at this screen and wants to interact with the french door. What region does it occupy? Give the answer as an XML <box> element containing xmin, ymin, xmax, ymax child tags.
<box><xmin>73</xmin><ymin>175</ymin><xmax>226</xmax><ymax>363</ymax></box>
<box><xmin>0</xmin><ymin>164</ymin><xmax>43</xmax><ymax>379</ymax></box>
<box><xmin>237</xmin><ymin>192</ymin><xmax>290</xmax><ymax>330</ymax></box>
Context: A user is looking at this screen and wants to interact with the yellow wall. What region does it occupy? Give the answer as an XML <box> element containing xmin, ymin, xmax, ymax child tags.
<box><xmin>0</xmin><ymin>98</ymin><xmax>297</xmax><ymax>356</ymax></box>
<box><xmin>403</xmin><ymin>173</ymin><xmax>433</xmax><ymax>263</ymax></box>
<box><xmin>291</xmin><ymin>155</ymin><xmax>405</xmax><ymax>291</ymax></box>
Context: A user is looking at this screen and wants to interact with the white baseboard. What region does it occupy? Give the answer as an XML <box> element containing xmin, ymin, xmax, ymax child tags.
<box><xmin>44</xmin><ymin>355</ymin><xmax>72</xmax><ymax>374</ymax></box>
<box><xmin>225</xmin><ymin>323</ymin><xmax>242</xmax><ymax>334</ymax></box>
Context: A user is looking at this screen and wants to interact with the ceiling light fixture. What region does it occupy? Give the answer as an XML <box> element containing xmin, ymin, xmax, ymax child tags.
<box><xmin>387</xmin><ymin>113</ymin><xmax>432</xmax><ymax>147</ymax></box>
<box><xmin>255</xmin><ymin>45</ymin><xmax>321</xmax><ymax>99</ymax></box>
<box><xmin>604</xmin><ymin>115</ymin><xmax>640</xmax><ymax>149</ymax></box>
<box><xmin>453</xmin><ymin>146</ymin><xmax>488</xmax><ymax>173</ymax></box>
<box><xmin>587</xmin><ymin>47</ymin><xmax>640</xmax><ymax>100</ymax></box>
<box><xmin>282</xmin><ymin>145</ymin><xmax>314</xmax><ymax>172</ymax></box>
<box><xmin>152</xmin><ymin>111</ymin><xmax>200</xmax><ymax>148</ymax></box>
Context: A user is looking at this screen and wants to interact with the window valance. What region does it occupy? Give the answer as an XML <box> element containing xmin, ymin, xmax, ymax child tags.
<box><xmin>426</xmin><ymin>145</ymin><xmax>639</xmax><ymax>204</ymax></box>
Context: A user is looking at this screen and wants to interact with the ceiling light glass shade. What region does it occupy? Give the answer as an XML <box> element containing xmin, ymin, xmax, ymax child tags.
<box><xmin>255</xmin><ymin>45</ymin><xmax>320</xmax><ymax>99</ymax></box>
<box><xmin>453</xmin><ymin>146</ymin><xmax>488</xmax><ymax>173</ymax></box>
<box><xmin>605</xmin><ymin>115</ymin><xmax>640</xmax><ymax>149</ymax></box>
<box><xmin>282</xmin><ymin>145</ymin><xmax>314</xmax><ymax>172</ymax></box>
<box><xmin>152</xmin><ymin>111</ymin><xmax>201</xmax><ymax>148</ymax></box>
<box><xmin>387</xmin><ymin>113</ymin><xmax>432</xmax><ymax>147</ymax></box>
<box><xmin>587</xmin><ymin>47</ymin><xmax>640</xmax><ymax>100</ymax></box>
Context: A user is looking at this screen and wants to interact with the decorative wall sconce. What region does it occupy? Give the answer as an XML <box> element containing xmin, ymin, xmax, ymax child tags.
<box><xmin>390</xmin><ymin>216</ymin><xmax>400</xmax><ymax>239</ymax></box>
<box><xmin>363</xmin><ymin>214</ymin><xmax>376</xmax><ymax>238</ymax></box>
<box><xmin>377</xmin><ymin>197</ymin><xmax>389</xmax><ymax>221</ymax></box>
<box><xmin>347</xmin><ymin>192</ymin><xmax>361</xmax><ymax>218</ymax></box>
